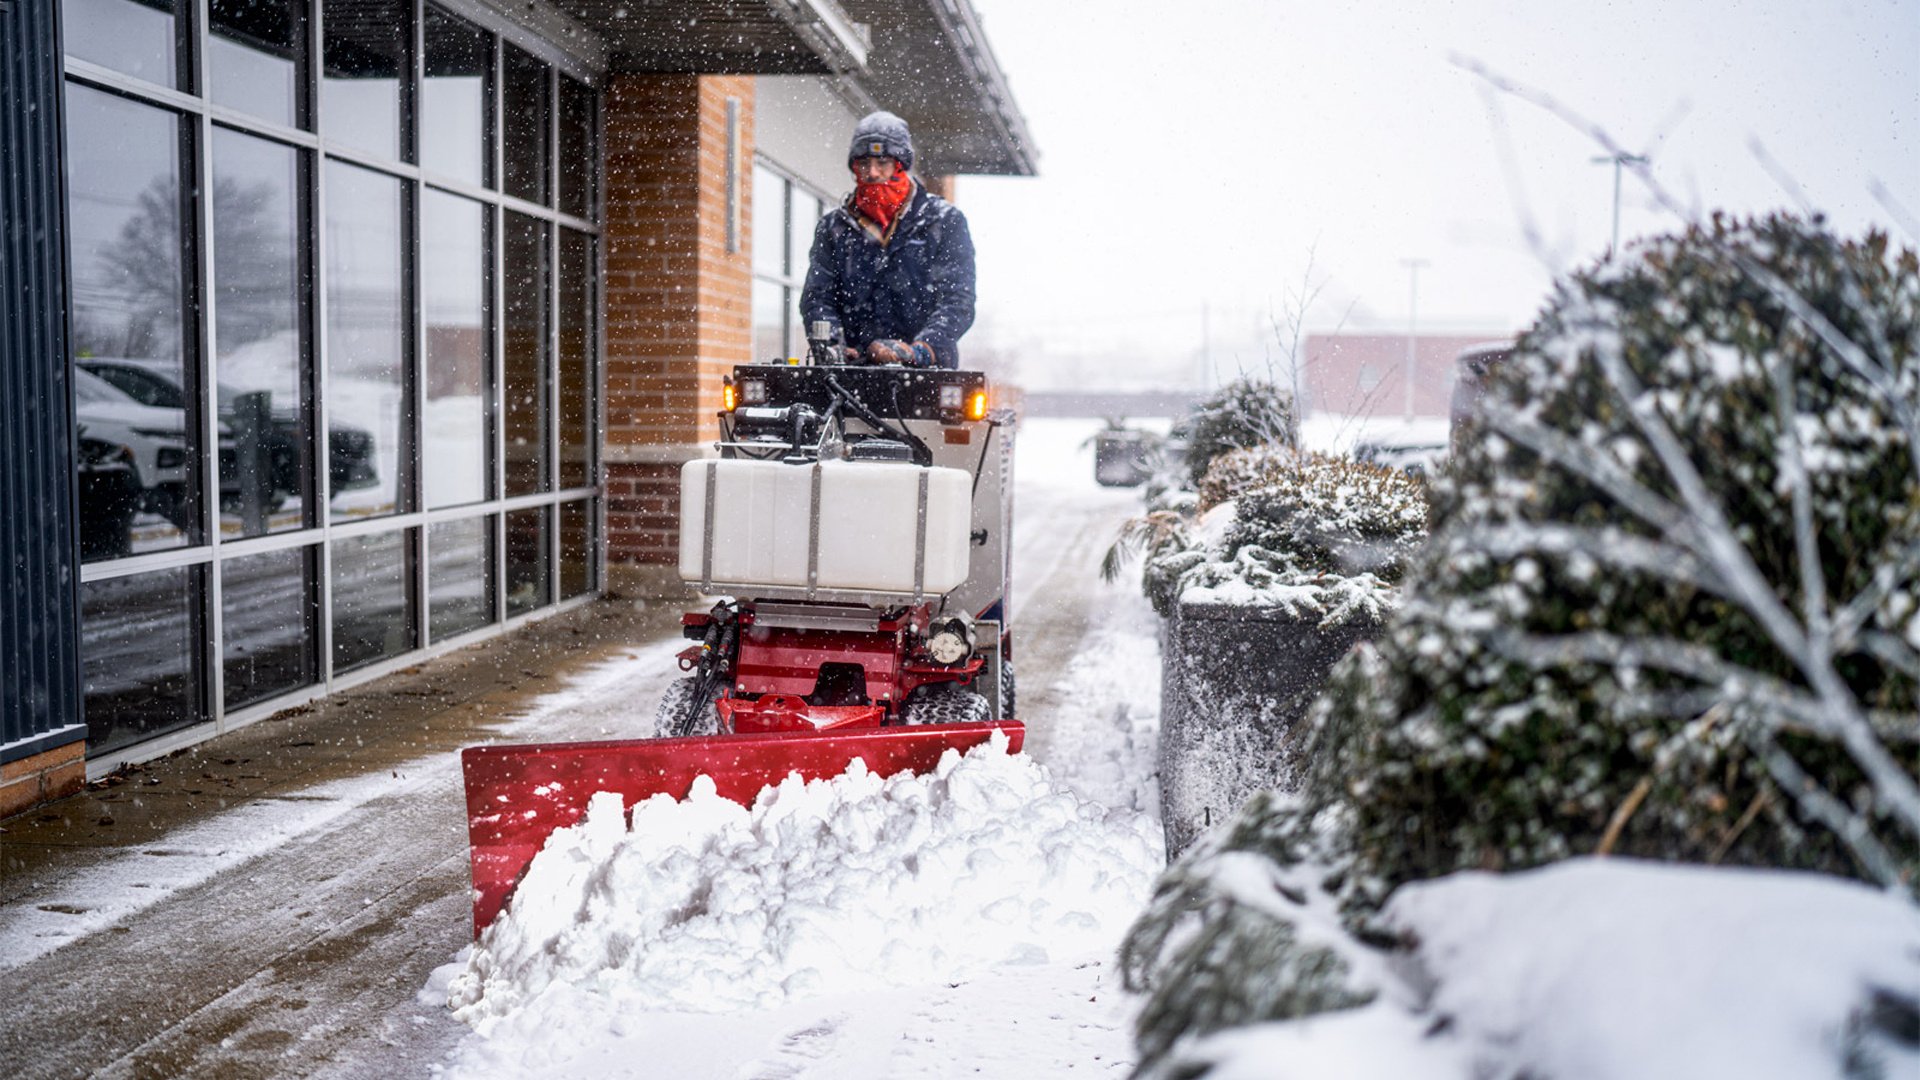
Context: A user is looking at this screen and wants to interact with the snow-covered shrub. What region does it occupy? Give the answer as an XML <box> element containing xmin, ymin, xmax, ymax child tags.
<box><xmin>1194</xmin><ymin>443</ymin><xmax>1296</xmax><ymax>509</ymax></box>
<box><xmin>1143</xmin><ymin>450</ymin><xmax>1429</xmax><ymax>622</ymax></box>
<box><xmin>1123</xmin><ymin>214</ymin><xmax>1920</xmax><ymax>1076</ymax></box>
<box><xmin>1183</xmin><ymin>376</ymin><xmax>1299</xmax><ymax>487</ymax></box>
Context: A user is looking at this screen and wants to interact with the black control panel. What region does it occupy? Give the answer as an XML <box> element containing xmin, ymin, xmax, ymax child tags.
<box><xmin>729</xmin><ymin>364</ymin><xmax>987</xmax><ymax>422</ymax></box>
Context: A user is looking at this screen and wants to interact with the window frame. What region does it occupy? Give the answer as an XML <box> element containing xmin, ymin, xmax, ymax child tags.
<box><xmin>62</xmin><ymin>0</ymin><xmax>606</xmax><ymax>766</ymax></box>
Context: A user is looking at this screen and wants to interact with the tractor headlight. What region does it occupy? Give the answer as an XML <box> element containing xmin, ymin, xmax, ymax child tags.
<box><xmin>739</xmin><ymin>378</ymin><xmax>769</xmax><ymax>405</ymax></box>
<box><xmin>925</xmin><ymin>614</ymin><xmax>975</xmax><ymax>665</ymax></box>
<box><xmin>938</xmin><ymin>384</ymin><xmax>964</xmax><ymax>410</ymax></box>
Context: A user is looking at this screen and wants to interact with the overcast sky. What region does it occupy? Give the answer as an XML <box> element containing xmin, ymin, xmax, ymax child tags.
<box><xmin>957</xmin><ymin>0</ymin><xmax>1920</xmax><ymax>390</ymax></box>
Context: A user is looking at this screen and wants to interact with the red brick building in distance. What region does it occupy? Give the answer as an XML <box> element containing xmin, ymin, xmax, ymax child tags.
<box><xmin>1301</xmin><ymin>332</ymin><xmax>1513</xmax><ymax>419</ymax></box>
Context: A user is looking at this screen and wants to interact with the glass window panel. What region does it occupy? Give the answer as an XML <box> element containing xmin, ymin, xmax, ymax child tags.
<box><xmin>322</xmin><ymin>0</ymin><xmax>411</xmax><ymax>162</ymax></box>
<box><xmin>559</xmin><ymin>499</ymin><xmax>594</xmax><ymax>600</ymax></box>
<box><xmin>62</xmin><ymin>0</ymin><xmax>179</xmax><ymax>88</ymax></box>
<box><xmin>213</xmin><ymin>128</ymin><xmax>307</xmax><ymax>538</ymax></box>
<box><xmin>82</xmin><ymin>567</ymin><xmax>201</xmax><ymax>754</ymax></box>
<box><xmin>557</xmin><ymin>76</ymin><xmax>596</xmax><ymax>219</ymax></box>
<box><xmin>752</xmin><ymin>277</ymin><xmax>786</xmax><ymax>363</ymax></box>
<box><xmin>209</xmin><ymin>0</ymin><xmax>303</xmax><ymax>128</ymax></box>
<box><xmin>558</xmin><ymin>228</ymin><xmax>592</xmax><ymax>490</ymax></box>
<box><xmin>752</xmin><ymin>166</ymin><xmax>785</xmax><ymax>277</ymax></box>
<box><xmin>422</xmin><ymin>5</ymin><xmax>489</xmax><ymax>187</ymax></box>
<box><xmin>331</xmin><ymin>529</ymin><xmax>414</xmax><ymax>671</ymax></box>
<box><xmin>423</xmin><ymin>191</ymin><xmax>490</xmax><ymax>508</ymax></box>
<box><xmin>505</xmin><ymin>507</ymin><xmax>549</xmax><ymax>617</ymax></box>
<box><xmin>430</xmin><ymin>516</ymin><xmax>494</xmax><ymax>641</ymax></box>
<box><xmin>789</xmin><ymin>189</ymin><xmax>819</xmax><ymax>287</ymax></box>
<box><xmin>65</xmin><ymin>85</ymin><xmax>196</xmax><ymax>558</ymax></box>
<box><xmin>325</xmin><ymin>160</ymin><xmax>406</xmax><ymax>521</ymax></box>
<box><xmin>222</xmin><ymin>546</ymin><xmax>317</xmax><ymax>709</ymax></box>
<box><xmin>502</xmin><ymin>45</ymin><xmax>551</xmax><ymax>206</ymax></box>
<box><xmin>503</xmin><ymin>212</ymin><xmax>550</xmax><ymax>496</ymax></box>
<box><xmin>788</xmin><ymin>191</ymin><xmax>820</xmax><ymax>356</ymax></box>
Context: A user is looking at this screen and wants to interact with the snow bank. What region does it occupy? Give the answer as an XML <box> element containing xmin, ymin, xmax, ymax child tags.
<box><xmin>1170</xmin><ymin>859</ymin><xmax>1920</xmax><ymax>1080</ymax></box>
<box><xmin>447</xmin><ymin>735</ymin><xmax>1161</xmax><ymax>1027</ymax></box>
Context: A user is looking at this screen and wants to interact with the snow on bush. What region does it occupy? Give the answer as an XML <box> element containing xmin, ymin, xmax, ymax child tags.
<box><xmin>1140</xmin><ymin>857</ymin><xmax>1920</xmax><ymax>1080</ymax></box>
<box><xmin>1121</xmin><ymin>214</ymin><xmax>1920</xmax><ymax>1076</ymax></box>
<box><xmin>1182</xmin><ymin>376</ymin><xmax>1300</xmax><ymax>488</ymax></box>
<box><xmin>446</xmin><ymin>736</ymin><xmax>1160</xmax><ymax>1027</ymax></box>
<box><xmin>1112</xmin><ymin>447</ymin><xmax>1429</xmax><ymax>623</ymax></box>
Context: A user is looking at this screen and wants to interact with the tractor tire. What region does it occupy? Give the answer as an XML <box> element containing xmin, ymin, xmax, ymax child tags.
<box><xmin>903</xmin><ymin>684</ymin><xmax>991</xmax><ymax>726</ymax></box>
<box><xmin>999</xmin><ymin>659</ymin><xmax>1016</xmax><ymax>719</ymax></box>
<box><xmin>654</xmin><ymin>677</ymin><xmax>721</xmax><ymax>738</ymax></box>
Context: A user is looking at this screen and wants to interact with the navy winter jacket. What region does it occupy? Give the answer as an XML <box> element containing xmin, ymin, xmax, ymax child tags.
<box><xmin>799</xmin><ymin>181</ymin><xmax>976</xmax><ymax>369</ymax></box>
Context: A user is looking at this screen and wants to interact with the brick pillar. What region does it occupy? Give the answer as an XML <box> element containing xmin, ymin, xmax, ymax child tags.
<box><xmin>922</xmin><ymin>173</ymin><xmax>957</xmax><ymax>203</ymax></box>
<box><xmin>601</xmin><ymin>74</ymin><xmax>754</xmax><ymax>596</ymax></box>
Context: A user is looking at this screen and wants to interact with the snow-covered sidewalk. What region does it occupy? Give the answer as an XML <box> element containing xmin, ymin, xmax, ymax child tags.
<box><xmin>430</xmin><ymin>420</ymin><xmax>1169</xmax><ymax>1078</ymax></box>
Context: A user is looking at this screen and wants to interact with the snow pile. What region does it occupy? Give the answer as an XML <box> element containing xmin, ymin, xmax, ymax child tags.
<box><xmin>1167</xmin><ymin>859</ymin><xmax>1920</xmax><ymax>1080</ymax></box>
<box><xmin>447</xmin><ymin>735</ymin><xmax>1161</xmax><ymax>1027</ymax></box>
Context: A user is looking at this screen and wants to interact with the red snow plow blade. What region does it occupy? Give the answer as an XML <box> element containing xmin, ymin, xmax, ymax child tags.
<box><xmin>461</xmin><ymin>720</ymin><xmax>1024</xmax><ymax>936</ymax></box>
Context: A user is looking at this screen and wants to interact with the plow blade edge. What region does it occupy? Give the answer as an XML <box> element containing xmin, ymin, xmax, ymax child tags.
<box><xmin>461</xmin><ymin>720</ymin><xmax>1025</xmax><ymax>936</ymax></box>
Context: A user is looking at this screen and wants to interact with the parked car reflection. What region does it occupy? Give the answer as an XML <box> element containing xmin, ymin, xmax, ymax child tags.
<box><xmin>72</xmin><ymin>367</ymin><xmax>203</xmax><ymax>532</ymax></box>
<box><xmin>76</xmin><ymin>357</ymin><xmax>379</xmax><ymax>505</ymax></box>
<box><xmin>75</xmin><ymin>427</ymin><xmax>142</xmax><ymax>559</ymax></box>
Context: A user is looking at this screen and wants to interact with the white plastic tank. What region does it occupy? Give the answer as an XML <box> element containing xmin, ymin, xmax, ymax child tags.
<box><xmin>679</xmin><ymin>458</ymin><xmax>973</xmax><ymax>596</ymax></box>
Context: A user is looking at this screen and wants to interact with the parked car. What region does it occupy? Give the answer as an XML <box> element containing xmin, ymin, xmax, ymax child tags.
<box><xmin>74</xmin><ymin>425</ymin><xmax>142</xmax><ymax>559</ymax></box>
<box><xmin>71</xmin><ymin>367</ymin><xmax>204</xmax><ymax>527</ymax></box>
<box><xmin>1449</xmin><ymin>341</ymin><xmax>1515</xmax><ymax>458</ymax></box>
<box><xmin>76</xmin><ymin>357</ymin><xmax>379</xmax><ymax>500</ymax></box>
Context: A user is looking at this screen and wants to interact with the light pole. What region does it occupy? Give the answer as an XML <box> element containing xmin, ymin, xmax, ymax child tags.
<box><xmin>1592</xmin><ymin>152</ymin><xmax>1649</xmax><ymax>258</ymax></box>
<box><xmin>1400</xmin><ymin>257</ymin><xmax>1428</xmax><ymax>420</ymax></box>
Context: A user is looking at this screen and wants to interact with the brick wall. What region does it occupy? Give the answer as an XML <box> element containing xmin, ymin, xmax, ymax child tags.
<box><xmin>2</xmin><ymin>741</ymin><xmax>85</xmax><ymax>821</ymax></box>
<box><xmin>602</xmin><ymin>74</ymin><xmax>755</xmax><ymax>588</ymax></box>
<box><xmin>1301</xmin><ymin>333</ymin><xmax>1508</xmax><ymax>419</ymax></box>
<box><xmin>922</xmin><ymin>173</ymin><xmax>956</xmax><ymax>203</ymax></box>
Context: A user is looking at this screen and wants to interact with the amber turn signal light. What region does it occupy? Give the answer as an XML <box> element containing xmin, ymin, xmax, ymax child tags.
<box><xmin>965</xmin><ymin>389</ymin><xmax>989</xmax><ymax>422</ymax></box>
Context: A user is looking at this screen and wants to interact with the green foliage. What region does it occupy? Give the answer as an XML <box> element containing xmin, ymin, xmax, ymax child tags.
<box><xmin>1184</xmin><ymin>377</ymin><xmax>1299</xmax><ymax>487</ymax></box>
<box><xmin>1122</xmin><ymin>213</ymin><xmax>1920</xmax><ymax>1075</ymax></box>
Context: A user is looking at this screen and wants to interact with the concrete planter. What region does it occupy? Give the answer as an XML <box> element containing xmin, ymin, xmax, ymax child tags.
<box><xmin>1158</xmin><ymin>599</ymin><xmax>1380</xmax><ymax>859</ymax></box>
<box><xmin>1094</xmin><ymin>430</ymin><xmax>1155</xmax><ymax>487</ymax></box>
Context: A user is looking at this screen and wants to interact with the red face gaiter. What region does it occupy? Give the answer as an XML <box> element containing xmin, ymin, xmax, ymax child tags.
<box><xmin>853</xmin><ymin>170</ymin><xmax>913</xmax><ymax>232</ymax></box>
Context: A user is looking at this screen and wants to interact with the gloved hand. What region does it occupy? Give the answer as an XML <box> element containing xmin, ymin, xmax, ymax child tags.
<box><xmin>865</xmin><ymin>339</ymin><xmax>936</xmax><ymax>366</ymax></box>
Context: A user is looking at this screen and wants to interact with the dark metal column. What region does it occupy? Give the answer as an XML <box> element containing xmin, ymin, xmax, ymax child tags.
<box><xmin>0</xmin><ymin>0</ymin><xmax>85</xmax><ymax>761</ymax></box>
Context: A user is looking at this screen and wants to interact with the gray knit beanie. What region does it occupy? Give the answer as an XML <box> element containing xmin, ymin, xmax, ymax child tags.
<box><xmin>847</xmin><ymin>111</ymin><xmax>913</xmax><ymax>172</ymax></box>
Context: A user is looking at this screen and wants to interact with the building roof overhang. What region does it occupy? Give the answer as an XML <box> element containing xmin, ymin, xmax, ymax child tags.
<box><xmin>548</xmin><ymin>0</ymin><xmax>1035</xmax><ymax>177</ymax></box>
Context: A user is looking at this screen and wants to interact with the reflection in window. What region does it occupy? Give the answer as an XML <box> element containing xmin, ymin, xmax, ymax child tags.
<box><xmin>83</xmin><ymin>567</ymin><xmax>201</xmax><ymax>754</ymax></box>
<box><xmin>223</xmin><ymin>546</ymin><xmax>317</xmax><ymax>708</ymax></box>
<box><xmin>423</xmin><ymin>5</ymin><xmax>489</xmax><ymax>187</ymax></box>
<box><xmin>62</xmin><ymin>0</ymin><xmax>179</xmax><ymax>88</ymax></box>
<box><xmin>788</xmin><ymin>191</ymin><xmax>821</xmax><ymax>356</ymax></box>
<box><xmin>504</xmin><ymin>212</ymin><xmax>550</xmax><ymax>496</ymax></box>
<box><xmin>210</xmin><ymin>0</ymin><xmax>303</xmax><ymax>127</ymax></box>
<box><xmin>505</xmin><ymin>507</ymin><xmax>549</xmax><ymax>616</ymax></box>
<box><xmin>331</xmin><ymin>529</ymin><xmax>413</xmax><ymax>671</ymax></box>
<box><xmin>558</xmin><ymin>228</ymin><xmax>592</xmax><ymax>490</ymax></box>
<box><xmin>502</xmin><ymin>44</ymin><xmax>550</xmax><ymax>205</ymax></box>
<box><xmin>65</xmin><ymin>84</ymin><xmax>195</xmax><ymax>558</ymax></box>
<box><xmin>752</xmin><ymin>277</ymin><xmax>785</xmax><ymax>362</ymax></box>
<box><xmin>322</xmin><ymin>0</ymin><xmax>410</xmax><ymax>162</ymax></box>
<box><xmin>213</xmin><ymin>128</ymin><xmax>307</xmax><ymax>537</ymax></box>
<box><xmin>560</xmin><ymin>500</ymin><xmax>594</xmax><ymax>599</ymax></box>
<box><xmin>325</xmin><ymin>160</ymin><xmax>404</xmax><ymax>520</ymax></box>
<box><xmin>558</xmin><ymin>75</ymin><xmax>596</xmax><ymax>219</ymax></box>
<box><xmin>429</xmin><ymin>516</ymin><xmax>493</xmax><ymax>641</ymax></box>
<box><xmin>752</xmin><ymin>166</ymin><xmax>786</xmax><ymax>277</ymax></box>
<box><xmin>424</xmin><ymin>190</ymin><xmax>490</xmax><ymax>508</ymax></box>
